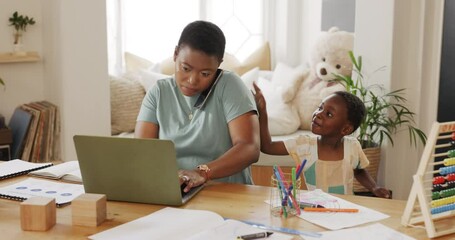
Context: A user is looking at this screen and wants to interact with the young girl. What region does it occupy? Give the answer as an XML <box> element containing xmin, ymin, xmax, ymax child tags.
<box><xmin>253</xmin><ymin>83</ymin><xmax>390</xmax><ymax>198</ymax></box>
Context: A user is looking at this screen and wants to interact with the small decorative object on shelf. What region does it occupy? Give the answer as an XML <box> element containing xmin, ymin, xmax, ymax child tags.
<box><xmin>8</xmin><ymin>11</ymin><xmax>36</xmax><ymax>56</ymax></box>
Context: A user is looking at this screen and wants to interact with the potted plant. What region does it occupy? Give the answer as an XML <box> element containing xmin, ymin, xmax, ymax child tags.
<box><xmin>8</xmin><ymin>11</ymin><xmax>36</xmax><ymax>56</ymax></box>
<box><xmin>335</xmin><ymin>51</ymin><xmax>427</xmax><ymax>193</ymax></box>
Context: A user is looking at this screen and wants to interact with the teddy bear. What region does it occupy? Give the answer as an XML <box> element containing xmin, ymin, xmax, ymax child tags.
<box><xmin>282</xmin><ymin>27</ymin><xmax>354</xmax><ymax>130</ymax></box>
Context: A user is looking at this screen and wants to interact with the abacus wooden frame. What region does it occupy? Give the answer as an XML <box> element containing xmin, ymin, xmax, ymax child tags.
<box><xmin>401</xmin><ymin>121</ymin><xmax>455</xmax><ymax>238</ymax></box>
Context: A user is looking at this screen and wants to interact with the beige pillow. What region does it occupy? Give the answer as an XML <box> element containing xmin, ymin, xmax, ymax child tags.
<box><xmin>219</xmin><ymin>52</ymin><xmax>242</xmax><ymax>73</ymax></box>
<box><xmin>159</xmin><ymin>41</ymin><xmax>271</xmax><ymax>76</ymax></box>
<box><xmin>160</xmin><ymin>56</ymin><xmax>175</xmax><ymax>76</ymax></box>
<box><xmin>110</xmin><ymin>76</ymin><xmax>146</xmax><ymax>135</ymax></box>
<box><xmin>124</xmin><ymin>52</ymin><xmax>155</xmax><ymax>73</ymax></box>
<box><xmin>233</xmin><ymin>41</ymin><xmax>272</xmax><ymax>75</ymax></box>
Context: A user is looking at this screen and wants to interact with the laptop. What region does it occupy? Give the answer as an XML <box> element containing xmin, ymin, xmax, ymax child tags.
<box><xmin>73</xmin><ymin>135</ymin><xmax>204</xmax><ymax>206</ymax></box>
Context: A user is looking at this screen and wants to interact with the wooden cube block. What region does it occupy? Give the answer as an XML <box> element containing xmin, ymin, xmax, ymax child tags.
<box><xmin>72</xmin><ymin>193</ymin><xmax>106</xmax><ymax>227</ymax></box>
<box><xmin>20</xmin><ymin>197</ymin><xmax>56</xmax><ymax>231</ymax></box>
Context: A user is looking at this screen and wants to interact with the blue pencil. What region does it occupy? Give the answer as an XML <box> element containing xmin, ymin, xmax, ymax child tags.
<box><xmin>296</xmin><ymin>159</ymin><xmax>307</xmax><ymax>180</ymax></box>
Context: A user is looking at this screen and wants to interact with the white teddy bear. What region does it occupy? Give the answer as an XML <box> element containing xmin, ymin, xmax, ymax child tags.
<box><xmin>284</xmin><ymin>27</ymin><xmax>354</xmax><ymax>130</ymax></box>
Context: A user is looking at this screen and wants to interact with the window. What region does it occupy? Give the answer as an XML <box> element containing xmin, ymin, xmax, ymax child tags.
<box><xmin>108</xmin><ymin>0</ymin><xmax>265</xmax><ymax>74</ymax></box>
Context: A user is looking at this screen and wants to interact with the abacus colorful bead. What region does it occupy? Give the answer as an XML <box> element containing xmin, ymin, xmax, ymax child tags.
<box><xmin>449</xmin><ymin>149</ymin><xmax>455</xmax><ymax>158</ymax></box>
<box><xmin>444</xmin><ymin>158</ymin><xmax>455</xmax><ymax>166</ymax></box>
<box><xmin>433</xmin><ymin>176</ymin><xmax>445</xmax><ymax>185</ymax></box>
<box><xmin>448</xmin><ymin>173</ymin><xmax>455</xmax><ymax>182</ymax></box>
<box><xmin>431</xmin><ymin>203</ymin><xmax>455</xmax><ymax>214</ymax></box>
<box><xmin>440</xmin><ymin>166</ymin><xmax>455</xmax><ymax>175</ymax></box>
<box><xmin>440</xmin><ymin>188</ymin><xmax>455</xmax><ymax>198</ymax></box>
<box><xmin>431</xmin><ymin>195</ymin><xmax>455</xmax><ymax>208</ymax></box>
<box><xmin>433</xmin><ymin>184</ymin><xmax>444</xmax><ymax>192</ymax></box>
<box><xmin>432</xmin><ymin>191</ymin><xmax>440</xmax><ymax>200</ymax></box>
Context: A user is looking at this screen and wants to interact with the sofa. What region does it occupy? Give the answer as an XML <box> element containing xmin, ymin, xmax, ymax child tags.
<box><xmin>110</xmin><ymin>42</ymin><xmax>312</xmax><ymax>185</ymax></box>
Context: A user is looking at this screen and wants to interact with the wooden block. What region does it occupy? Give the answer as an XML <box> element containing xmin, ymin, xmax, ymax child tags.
<box><xmin>72</xmin><ymin>193</ymin><xmax>107</xmax><ymax>227</ymax></box>
<box><xmin>20</xmin><ymin>197</ymin><xmax>56</xmax><ymax>231</ymax></box>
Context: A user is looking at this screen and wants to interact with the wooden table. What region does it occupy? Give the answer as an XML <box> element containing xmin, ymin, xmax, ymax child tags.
<box><xmin>0</xmin><ymin>177</ymin><xmax>453</xmax><ymax>240</ymax></box>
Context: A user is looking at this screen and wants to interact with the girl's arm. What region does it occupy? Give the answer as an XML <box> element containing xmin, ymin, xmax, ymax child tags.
<box><xmin>354</xmin><ymin>169</ymin><xmax>391</xmax><ymax>198</ymax></box>
<box><xmin>253</xmin><ymin>82</ymin><xmax>288</xmax><ymax>155</ymax></box>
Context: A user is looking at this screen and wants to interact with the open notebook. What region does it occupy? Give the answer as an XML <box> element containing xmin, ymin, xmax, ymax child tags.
<box><xmin>28</xmin><ymin>160</ymin><xmax>82</xmax><ymax>183</ymax></box>
<box><xmin>0</xmin><ymin>159</ymin><xmax>53</xmax><ymax>180</ymax></box>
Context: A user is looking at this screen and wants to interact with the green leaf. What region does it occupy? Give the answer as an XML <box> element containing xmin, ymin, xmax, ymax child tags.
<box><xmin>8</xmin><ymin>11</ymin><xmax>35</xmax><ymax>33</ymax></box>
<box><xmin>343</xmin><ymin>51</ymin><xmax>427</xmax><ymax>149</ymax></box>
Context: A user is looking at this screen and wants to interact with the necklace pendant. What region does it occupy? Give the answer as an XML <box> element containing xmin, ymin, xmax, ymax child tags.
<box><xmin>188</xmin><ymin>113</ymin><xmax>193</xmax><ymax>120</ymax></box>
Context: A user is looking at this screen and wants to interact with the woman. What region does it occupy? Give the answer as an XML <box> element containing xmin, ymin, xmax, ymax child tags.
<box><xmin>135</xmin><ymin>20</ymin><xmax>260</xmax><ymax>192</ymax></box>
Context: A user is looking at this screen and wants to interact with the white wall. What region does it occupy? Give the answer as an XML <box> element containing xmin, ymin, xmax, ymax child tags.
<box><xmin>354</xmin><ymin>0</ymin><xmax>443</xmax><ymax>199</ymax></box>
<box><xmin>300</xmin><ymin>0</ymin><xmax>322</xmax><ymax>65</ymax></box>
<box><xmin>0</xmin><ymin>1</ymin><xmax>44</xmax><ymax>120</ymax></box>
<box><xmin>1</xmin><ymin>0</ymin><xmax>110</xmax><ymax>162</ymax></box>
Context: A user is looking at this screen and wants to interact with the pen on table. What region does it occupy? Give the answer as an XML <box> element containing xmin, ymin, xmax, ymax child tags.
<box><xmin>299</xmin><ymin>202</ymin><xmax>325</xmax><ymax>209</ymax></box>
<box><xmin>237</xmin><ymin>231</ymin><xmax>274</xmax><ymax>240</ymax></box>
<box><xmin>303</xmin><ymin>207</ymin><xmax>359</xmax><ymax>213</ymax></box>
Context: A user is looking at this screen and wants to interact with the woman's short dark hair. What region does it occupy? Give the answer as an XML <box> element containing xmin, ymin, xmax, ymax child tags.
<box><xmin>177</xmin><ymin>20</ymin><xmax>226</xmax><ymax>62</ymax></box>
<box><xmin>334</xmin><ymin>91</ymin><xmax>366</xmax><ymax>132</ymax></box>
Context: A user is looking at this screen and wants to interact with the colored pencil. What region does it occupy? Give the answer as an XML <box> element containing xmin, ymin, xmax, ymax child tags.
<box><xmin>296</xmin><ymin>159</ymin><xmax>307</xmax><ymax>180</ymax></box>
<box><xmin>303</xmin><ymin>207</ymin><xmax>359</xmax><ymax>213</ymax></box>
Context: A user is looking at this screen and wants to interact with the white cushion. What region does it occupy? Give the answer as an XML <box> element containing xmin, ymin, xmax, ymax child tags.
<box><xmin>240</xmin><ymin>67</ymin><xmax>260</xmax><ymax>91</ymax></box>
<box><xmin>271</xmin><ymin>62</ymin><xmax>308</xmax><ymax>103</ymax></box>
<box><xmin>259</xmin><ymin>70</ymin><xmax>274</xmax><ymax>81</ymax></box>
<box><xmin>257</xmin><ymin>77</ymin><xmax>300</xmax><ymax>135</ymax></box>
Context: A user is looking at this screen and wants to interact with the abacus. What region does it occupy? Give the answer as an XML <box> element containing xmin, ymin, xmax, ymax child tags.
<box><xmin>401</xmin><ymin>121</ymin><xmax>455</xmax><ymax>238</ymax></box>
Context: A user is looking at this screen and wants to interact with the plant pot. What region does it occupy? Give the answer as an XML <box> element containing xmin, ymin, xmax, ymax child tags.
<box><xmin>12</xmin><ymin>32</ymin><xmax>26</xmax><ymax>56</ymax></box>
<box><xmin>353</xmin><ymin>146</ymin><xmax>381</xmax><ymax>193</ymax></box>
<box><xmin>13</xmin><ymin>43</ymin><xmax>26</xmax><ymax>56</ymax></box>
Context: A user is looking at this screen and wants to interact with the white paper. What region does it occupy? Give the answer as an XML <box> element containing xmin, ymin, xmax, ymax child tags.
<box><xmin>187</xmin><ymin>219</ymin><xmax>292</xmax><ymax>240</ymax></box>
<box><xmin>0</xmin><ymin>178</ymin><xmax>84</xmax><ymax>205</ymax></box>
<box><xmin>301</xmin><ymin>223</ymin><xmax>416</xmax><ymax>240</ymax></box>
<box><xmin>297</xmin><ymin>190</ymin><xmax>389</xmax><ymax>230</ymax></box>
<box><xmin>90</xmin><ymin>207</ymin><xmax>294</xmax><ymax>240</ymax></box>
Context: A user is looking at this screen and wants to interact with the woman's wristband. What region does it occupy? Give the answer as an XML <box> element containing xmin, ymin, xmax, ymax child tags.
<box><xmin>196</xmin><ymin>164</ymin><xmax>211</xmax><ymax>182</ymax></box>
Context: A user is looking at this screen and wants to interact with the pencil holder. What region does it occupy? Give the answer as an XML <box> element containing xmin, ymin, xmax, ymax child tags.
<box><xmin>270</xmin><ymin>173</ymin><xmax>301</xmax><ymax>218</ymax></box>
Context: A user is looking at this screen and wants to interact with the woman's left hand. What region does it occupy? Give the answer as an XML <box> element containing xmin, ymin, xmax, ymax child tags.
<box><xmin>178</xmin><ymin>169</ymin><xmax>206</xmax><ymax>193</ymax></box>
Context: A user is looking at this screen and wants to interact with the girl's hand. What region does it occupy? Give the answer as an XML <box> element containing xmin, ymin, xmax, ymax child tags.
<box><xmin>372</xmin><ymin>187</ymin><xmax>391</xmax><ymax>199</ymax></box>
<box><xmin>252</xmin><ymin>82</ymin><xmax>266</xmax><ymax>113</ymax></box>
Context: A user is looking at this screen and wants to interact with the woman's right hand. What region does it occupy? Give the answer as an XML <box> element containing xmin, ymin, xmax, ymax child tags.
<box><xmin>178</xmin><ymin>169</ymin><xmax>206</xmax><ymax>193</ymax></box>
<box><xmin>252</xmin><ymin>82</ymin><xmax>266</xmax><ymax>113</ymax></box>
